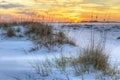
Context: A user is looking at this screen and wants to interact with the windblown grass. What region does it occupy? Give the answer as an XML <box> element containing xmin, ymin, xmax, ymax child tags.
<box><xmin>25</xmin><ymin>23</ymin><xmax>75</xmax><ymax>51</ymax></box>
<box><xmin>0</xmin><ymin>22</ymin><xmax>75</xmax><ymax>50</ymax></box>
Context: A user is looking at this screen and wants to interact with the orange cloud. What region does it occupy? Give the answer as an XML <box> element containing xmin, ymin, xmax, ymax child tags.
<box><xmin>0</xmin><ymin>0</ymin><xmax>120</xmax><ymax>22</ymax></box>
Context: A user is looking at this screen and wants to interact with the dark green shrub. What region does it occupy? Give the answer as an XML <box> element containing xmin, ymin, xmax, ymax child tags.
<box><xmin>6</xmin><ymin>27</ymin><xmax>16</xmax><ymax>37</ymax></box>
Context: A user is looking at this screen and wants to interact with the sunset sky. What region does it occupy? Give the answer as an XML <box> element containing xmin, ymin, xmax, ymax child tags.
<box><xmin>0</xmin><ymin>0</ymin><xmax>120</xmax><ymax>22</ymax></box>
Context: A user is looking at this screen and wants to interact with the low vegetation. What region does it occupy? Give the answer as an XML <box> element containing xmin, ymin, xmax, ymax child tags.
<box><xmin>71</xmin><ymin>46</ymin><xmax>110</xmax><ymax>76</ymax></box>
<box><xmin>12</xmin><ymin>54</ymin><xmax>120</xmax><ymax>80</ymax></box>
<box><xmin>12</xmin><ymin>40</ymin><xmax>120</xmax><ymax>80</ymax></box>
<box><xmin>0</xmin><ymin>22</ymin><xmax>75</xmax><ymax>51</ymax></box>
<box><xmin>6</xmin><ymin>27</ymin><xmax>16</xmax><ymax>37</ymax></box>
<box><xmin>25</xmin><ymin>23</ymin><xmax>75</xmax><ymax>51</ymax></box>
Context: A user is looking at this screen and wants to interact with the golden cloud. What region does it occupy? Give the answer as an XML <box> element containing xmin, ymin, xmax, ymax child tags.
<box><xmin>0</xmin><ymin>0</ymin><xmax>120</xmax><ymax>22</ymax></box>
